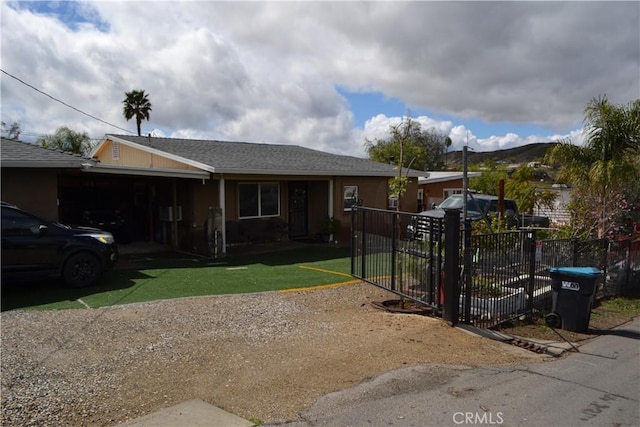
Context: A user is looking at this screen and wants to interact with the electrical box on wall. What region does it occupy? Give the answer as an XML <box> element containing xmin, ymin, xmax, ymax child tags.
<box><xmin>159</xmin><ymin>206</ymin><xmax>183</xmax><ymax>222</ymax></box>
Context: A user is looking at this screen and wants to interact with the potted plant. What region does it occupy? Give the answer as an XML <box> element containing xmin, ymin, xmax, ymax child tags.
<box><xmin>319</xmin><ymin>216</ymin><xmax>341</xmax><ymax>242</ymax></box>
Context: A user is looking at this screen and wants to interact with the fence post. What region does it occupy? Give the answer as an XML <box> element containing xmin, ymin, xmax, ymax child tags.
<box><xmin>625</xmin><ymin>239</ymin><xmax>632</xmax><ymax>293</ymax></box>
<box><xmin>391</xmin><ymin>212</ymin><xmax>397</xmax><ymax>291</ymax></box>
<box><xmin>527</xmin><ymin>230</ymin><xmax>536</xmax><ymax>318</ymax></box>
<box><xmin>463</xmin><ymin>219</ymin><xmax>472</xmax><ymax>323</ymax></box>
<box><xmin>572</xmin><ymin>238</ymin><xmax>579</xmax><ymax>266</ymax></box>
<box><xmin>361</xmin><ymin>209</ymin><xmax>367</xmax><ymax>279</ymax></box>
<box><xmin>443</xmin><ymin>208</ymin><xmax>461</xmax><ymax>325</ymax></box>
<box><xmin>350</xmin><ymin>205</ymin><xmax>356</xmax><ymax>276</ymax></box>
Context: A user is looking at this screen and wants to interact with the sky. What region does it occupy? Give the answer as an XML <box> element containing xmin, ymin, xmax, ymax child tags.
<box><xmin>1</xmin><ymin>1</ymin><xmax>638</xmax><ymax>158</ymax></box>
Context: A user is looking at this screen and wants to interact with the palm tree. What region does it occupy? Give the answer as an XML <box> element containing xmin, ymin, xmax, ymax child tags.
<box><xmin>123</xmin><ymin>90</ymin><xmax>152</xmax><ymax>136</ymax></box>
<box><xmin>546</xmin><ymin>95</ymin><xmax>640</xmax><ymax>238</ymax></box>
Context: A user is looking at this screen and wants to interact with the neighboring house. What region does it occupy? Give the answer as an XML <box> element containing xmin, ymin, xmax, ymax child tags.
<box><xmin>417</xmin><ymin>171</ymin><xmax>481</xmax><ymax>210</ymax></box>
<box><xmin>1</xmin><ymin>138</ymin><xmax>95</xmax><ymax>220</ymax></box>
<box><xmin>82</xmin><ymin>135</ymin><xmax>421</xmax><ymax>254</ymax></box>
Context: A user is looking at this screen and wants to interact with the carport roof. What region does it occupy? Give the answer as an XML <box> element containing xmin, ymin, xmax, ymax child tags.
<box><xmin>100</xmin><ymin>134</ymin><xmax>422</xmax><ymax>177</ymax></box>
<box><xmin>1</xmin><ymin>138</ymin><xmax>92</xmax><ymax>168</ymax></box>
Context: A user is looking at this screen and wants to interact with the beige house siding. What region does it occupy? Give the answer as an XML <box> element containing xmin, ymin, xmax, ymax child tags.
<box><xmin>94</xmin><ymin>139</ymin><xmax>201</xmax><ymax>171</ymax></box>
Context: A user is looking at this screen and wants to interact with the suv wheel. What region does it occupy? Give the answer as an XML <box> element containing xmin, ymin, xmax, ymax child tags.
<box><xmin>63</xmin><ymin>252</ymin><xmax>101</xmax><ymax>288</ymax></box>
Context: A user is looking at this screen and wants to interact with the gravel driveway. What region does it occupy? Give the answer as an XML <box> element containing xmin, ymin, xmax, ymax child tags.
<box><xmin>1</xmin><ymin>283</ymin><xmax>546</xmax><ymax>426</ymax></box>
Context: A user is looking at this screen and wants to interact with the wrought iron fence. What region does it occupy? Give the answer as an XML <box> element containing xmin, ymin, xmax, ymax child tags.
<box><xmin>351</xmin><ymin>207</ymin><xmax>445</xmax><ymax>309</ymax></box>
<box><xmin>463</xmin><ymin>230</ymin><xmax>536</xmax><ymax>327</ymax></box>
<box><xmin>351</xmin><ymin>206</ymin><xmax>640</xmax><ymax>329</ymax></box>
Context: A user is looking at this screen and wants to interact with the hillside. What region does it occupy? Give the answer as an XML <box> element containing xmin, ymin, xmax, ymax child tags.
<box><xmin>446</xmin><ymin>142</ymin><xmax>557</xmax><ymax>168</ymax></box>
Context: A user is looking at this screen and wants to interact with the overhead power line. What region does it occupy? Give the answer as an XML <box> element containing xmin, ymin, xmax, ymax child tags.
<box><xmin>1</xmin><ymin>68</ymin><xmax>134</xmax><ymax>134</ymax></box>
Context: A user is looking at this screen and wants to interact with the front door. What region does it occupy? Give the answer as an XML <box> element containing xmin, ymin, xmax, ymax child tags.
<box><xmin>288</xmin><ymin>182</ymin><xmax>308</xmax><ymax>238</ymax></box>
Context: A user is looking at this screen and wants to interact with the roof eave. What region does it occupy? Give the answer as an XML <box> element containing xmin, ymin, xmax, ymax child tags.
<box><xmin>85</xmin><ymin>164</ymin><xmax>210</xmax><ymax>179</ymax></box>
<box><xmin>1</xmin><ymin>160</ymin><xmax>89</xmax><ymax>168</ymax></box>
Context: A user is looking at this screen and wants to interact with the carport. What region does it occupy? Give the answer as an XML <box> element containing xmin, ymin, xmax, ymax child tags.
<box><xmin>59</xmin><ymin>164</ymin><xmax>209</xmax><ymax>247</ymax></box>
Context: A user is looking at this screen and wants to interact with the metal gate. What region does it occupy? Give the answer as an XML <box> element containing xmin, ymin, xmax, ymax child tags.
<box><xmin>351</xmin><ymin>206</ymin><xmax>445</xmax><ymax>310</ymax></box>
<box><xmin>351</xmin><ymin>206</ymin><xmax>540</xmax><ymax>328</ymax></box>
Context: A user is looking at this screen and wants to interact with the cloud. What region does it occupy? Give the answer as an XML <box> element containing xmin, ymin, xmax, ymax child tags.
<box><xmin>1</xmin><ymin>1</ymin><xmax>637</xmax><ymax>158</ymax></box>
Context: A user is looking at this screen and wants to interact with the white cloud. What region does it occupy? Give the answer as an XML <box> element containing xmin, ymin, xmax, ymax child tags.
<box><xmin>1</xmin><ymin>1</ymin><xmax>637</xmax><ymax>158</ymax></box>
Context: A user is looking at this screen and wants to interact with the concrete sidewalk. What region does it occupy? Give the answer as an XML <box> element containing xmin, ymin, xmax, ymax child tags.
<box><xmin>116</xmin><ymin>399</ymin><xmax>255</xmax><ymax>427</ymax></box>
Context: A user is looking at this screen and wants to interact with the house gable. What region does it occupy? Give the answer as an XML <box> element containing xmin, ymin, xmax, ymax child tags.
<box><xmin>93</xmin><ymin>137</ymin><xmax>210</xmax><ymax>172</ymax></box>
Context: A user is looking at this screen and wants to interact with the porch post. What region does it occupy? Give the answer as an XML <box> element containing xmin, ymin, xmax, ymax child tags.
<box><xmin>219</xmin><ymin>176</ymin><xmax>226</xmax><ymax>255</ymax></box>
<box><xmin>328</xmin><ymin>179</ymin><xmax>334</xmax><ymax>239</ymax></box>
<box><xmin>172</xmin><ymin>179</ymin><xmax>178</xmax><ymax>248</ymax></box>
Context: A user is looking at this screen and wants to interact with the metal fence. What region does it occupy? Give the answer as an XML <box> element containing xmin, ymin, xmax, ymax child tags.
<box><xmin>351</xmin><ymin>206</ymin><xmax>640</xmax><ymax>329</ymax></box>
<box><xmin>351</xmin><ymin>207</ymin><xmax>445</xmax><ymax>308</ymax></box>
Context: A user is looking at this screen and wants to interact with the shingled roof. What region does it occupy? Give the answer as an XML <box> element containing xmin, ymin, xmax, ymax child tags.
<box><xmin>1</xmin><ymin>138</ymin><xmax>92</xmax><ymax>168</ymax></box>
<box><xmin>103</xmin><ymin>134</ymin><xmax>421</xmax><ymax>177</ymax></box>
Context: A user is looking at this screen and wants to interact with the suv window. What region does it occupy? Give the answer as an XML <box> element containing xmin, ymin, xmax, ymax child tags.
<box><xmin>504</xmin><ymin>200</ymin><xmax>517</xmax><ymax>214</ymax></box>
<box><xmin>1</xmin><ymin>207</ymin><xmax>42</xmax><ymax>237</ymax></box>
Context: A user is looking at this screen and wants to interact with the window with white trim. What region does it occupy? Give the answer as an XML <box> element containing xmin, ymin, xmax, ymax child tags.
<box><xmin>343</xmin><ymin>185</ymin><xmax>359</xmax><ymax>211</ymax></box>
<box><xmin>239</xmin><ymin>182</ymin><xmax>280</xmax><ymax>218</ymax></box>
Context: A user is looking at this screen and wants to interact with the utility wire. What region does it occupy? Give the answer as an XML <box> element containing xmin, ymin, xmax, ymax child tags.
<box><xmin>1</xmin><ymin>68</ymin><xmax>134</xmax><ymax>134</ymax></box>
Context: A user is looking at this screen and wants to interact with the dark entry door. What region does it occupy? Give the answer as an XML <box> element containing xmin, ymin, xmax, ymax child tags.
<box><xmin>288</xmin><ymin>182</ymin><xmax>308</xmax><ymax>238</ymax></box>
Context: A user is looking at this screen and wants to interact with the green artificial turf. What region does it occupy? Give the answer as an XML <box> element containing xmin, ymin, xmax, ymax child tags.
<box><xmin>1</xmin><ymin>246</ymin><xmax>353</xmax><ymax>311</ymax></box>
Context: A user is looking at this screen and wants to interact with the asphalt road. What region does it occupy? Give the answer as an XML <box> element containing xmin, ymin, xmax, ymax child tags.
<box><xmin>277</xmin><ymin>318</ymin><xmax>640</xmax><ymax>427</ymax></box>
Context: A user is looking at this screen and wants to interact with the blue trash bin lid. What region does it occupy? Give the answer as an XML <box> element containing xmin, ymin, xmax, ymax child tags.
<box><xmin>548</xmin><ymin>266</ymin><xmax>602</xmax><ymax>278</ymax></box>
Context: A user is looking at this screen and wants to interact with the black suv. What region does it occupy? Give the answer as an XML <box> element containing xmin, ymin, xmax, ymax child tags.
<box><xmin>1</xmin><ymin>202</ymin><xmax>118</xmax><ymax>287</ymax></box>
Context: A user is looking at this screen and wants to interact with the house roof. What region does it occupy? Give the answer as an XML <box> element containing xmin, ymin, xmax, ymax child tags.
<box><xmin>99</xmin><ymin>134</ymin><xmax>422</xmax><ymax>177</ymax></box>
<box><xmin>1</xmin><ymin>138</ymin><xmax>93</xmax><ymax>168</ymax></box>
<box><xmin>418</xmin><ymin>171</ymin><xmax>481</xmax><ymax>184</ymax></box>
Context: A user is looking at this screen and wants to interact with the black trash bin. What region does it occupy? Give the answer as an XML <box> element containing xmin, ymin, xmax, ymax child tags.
<box><xmin>546</xmin><ymin>267</ymin><xmax>602</xmax><ymax>333</ymax></box>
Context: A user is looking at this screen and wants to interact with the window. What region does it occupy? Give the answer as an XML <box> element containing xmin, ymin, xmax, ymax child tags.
<box><xmin>112</xmin><ymin>142</ymin><xmax>120</xmax><ymax>160</ymax></box>
<box><xmin>239</xmin><ymin>182</ymin><xmax>280</xmax><ymax>218</ymax></box>
<box><xmin>343</xmin><ymin>185</ymin><xmax>359</xmax><ymax>211</ymax></box>
<box><xmin>1</xmin><ymin>207</ymin><xmax>42</xmax><ymax>237</ymax></box>
<box><xmin>443</xmin><ymin>188</ymin><xmax>463</xmax><ymax>198</ymax></box>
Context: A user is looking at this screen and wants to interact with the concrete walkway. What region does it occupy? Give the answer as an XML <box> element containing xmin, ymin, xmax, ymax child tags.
<box><xmin>116</xmin><ymin>399</ymin><xmax>254</xmax><ymax>427</ymax></box>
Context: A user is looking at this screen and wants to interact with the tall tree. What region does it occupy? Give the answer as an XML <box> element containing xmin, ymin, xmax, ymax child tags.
<box><xmin>365</xmin><ymin>116</ymin><xmax>448</xmax><ymax>171</ymax></box>
<box><xmin>38</xmin><ymin>126</ymin><xmax>92</xmax><ymax>155</ymax></box>
<box><xmin>468</xmin><ymin>163</ymin><xmax>556</xmax><ymax>214</ymax></box>
<box><xmin>545</xmin><ymin>95</ymin><xmax>640</xmax><ymax>238</ymax></box>
<box><xmin>1</xmin><ymin>121</ymin><xmax>21</xmax><ymax>140</ymax></box>
<box><xmin>123</xmin><ymin>89</ymin><xmax>152</xmax><ymax>136</ymax></box>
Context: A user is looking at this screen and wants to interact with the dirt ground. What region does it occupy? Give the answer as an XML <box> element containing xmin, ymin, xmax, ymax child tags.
<box><xmin>498</xmin><ymin>297</ymin><xmax>638</xmax><ymax>344</ymax></box>
<box><xmin>1</xmin><ymin>283</ymin><xmax>552</xmax><ymax>427</ymax></box>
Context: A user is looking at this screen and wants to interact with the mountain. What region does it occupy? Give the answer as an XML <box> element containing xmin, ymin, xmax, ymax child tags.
<box><xmin>446</xmin><ymin>142</ymin><xmax>558</xmax><ymax>168</ymax></box>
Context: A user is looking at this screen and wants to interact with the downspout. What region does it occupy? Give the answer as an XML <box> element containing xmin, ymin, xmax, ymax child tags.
<box><xmin>219</xmin><ymin>176</ymin><xmax>226</xmax><ymax>256</ymax></box>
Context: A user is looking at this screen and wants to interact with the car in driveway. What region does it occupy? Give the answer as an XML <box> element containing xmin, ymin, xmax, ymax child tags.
<box><xmin>407</xmin><ymin>194</ymin><xmax>550</xmax><ymax>240</ymax></box>
<box><xmin>1</xmin><ymin>202</ymin><xmax>118</xmax><ymax>288</ymax></box>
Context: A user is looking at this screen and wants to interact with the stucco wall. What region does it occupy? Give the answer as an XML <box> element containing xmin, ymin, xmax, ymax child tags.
<box><xmin>419</xmin><ymin>178</ymin><xmax>464</xmax><ymax>210</ymax></box>
<box><xmin>1</xmin><ymin>168</ymin><xmax>59</xmax><ymax>220</ymax></box>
